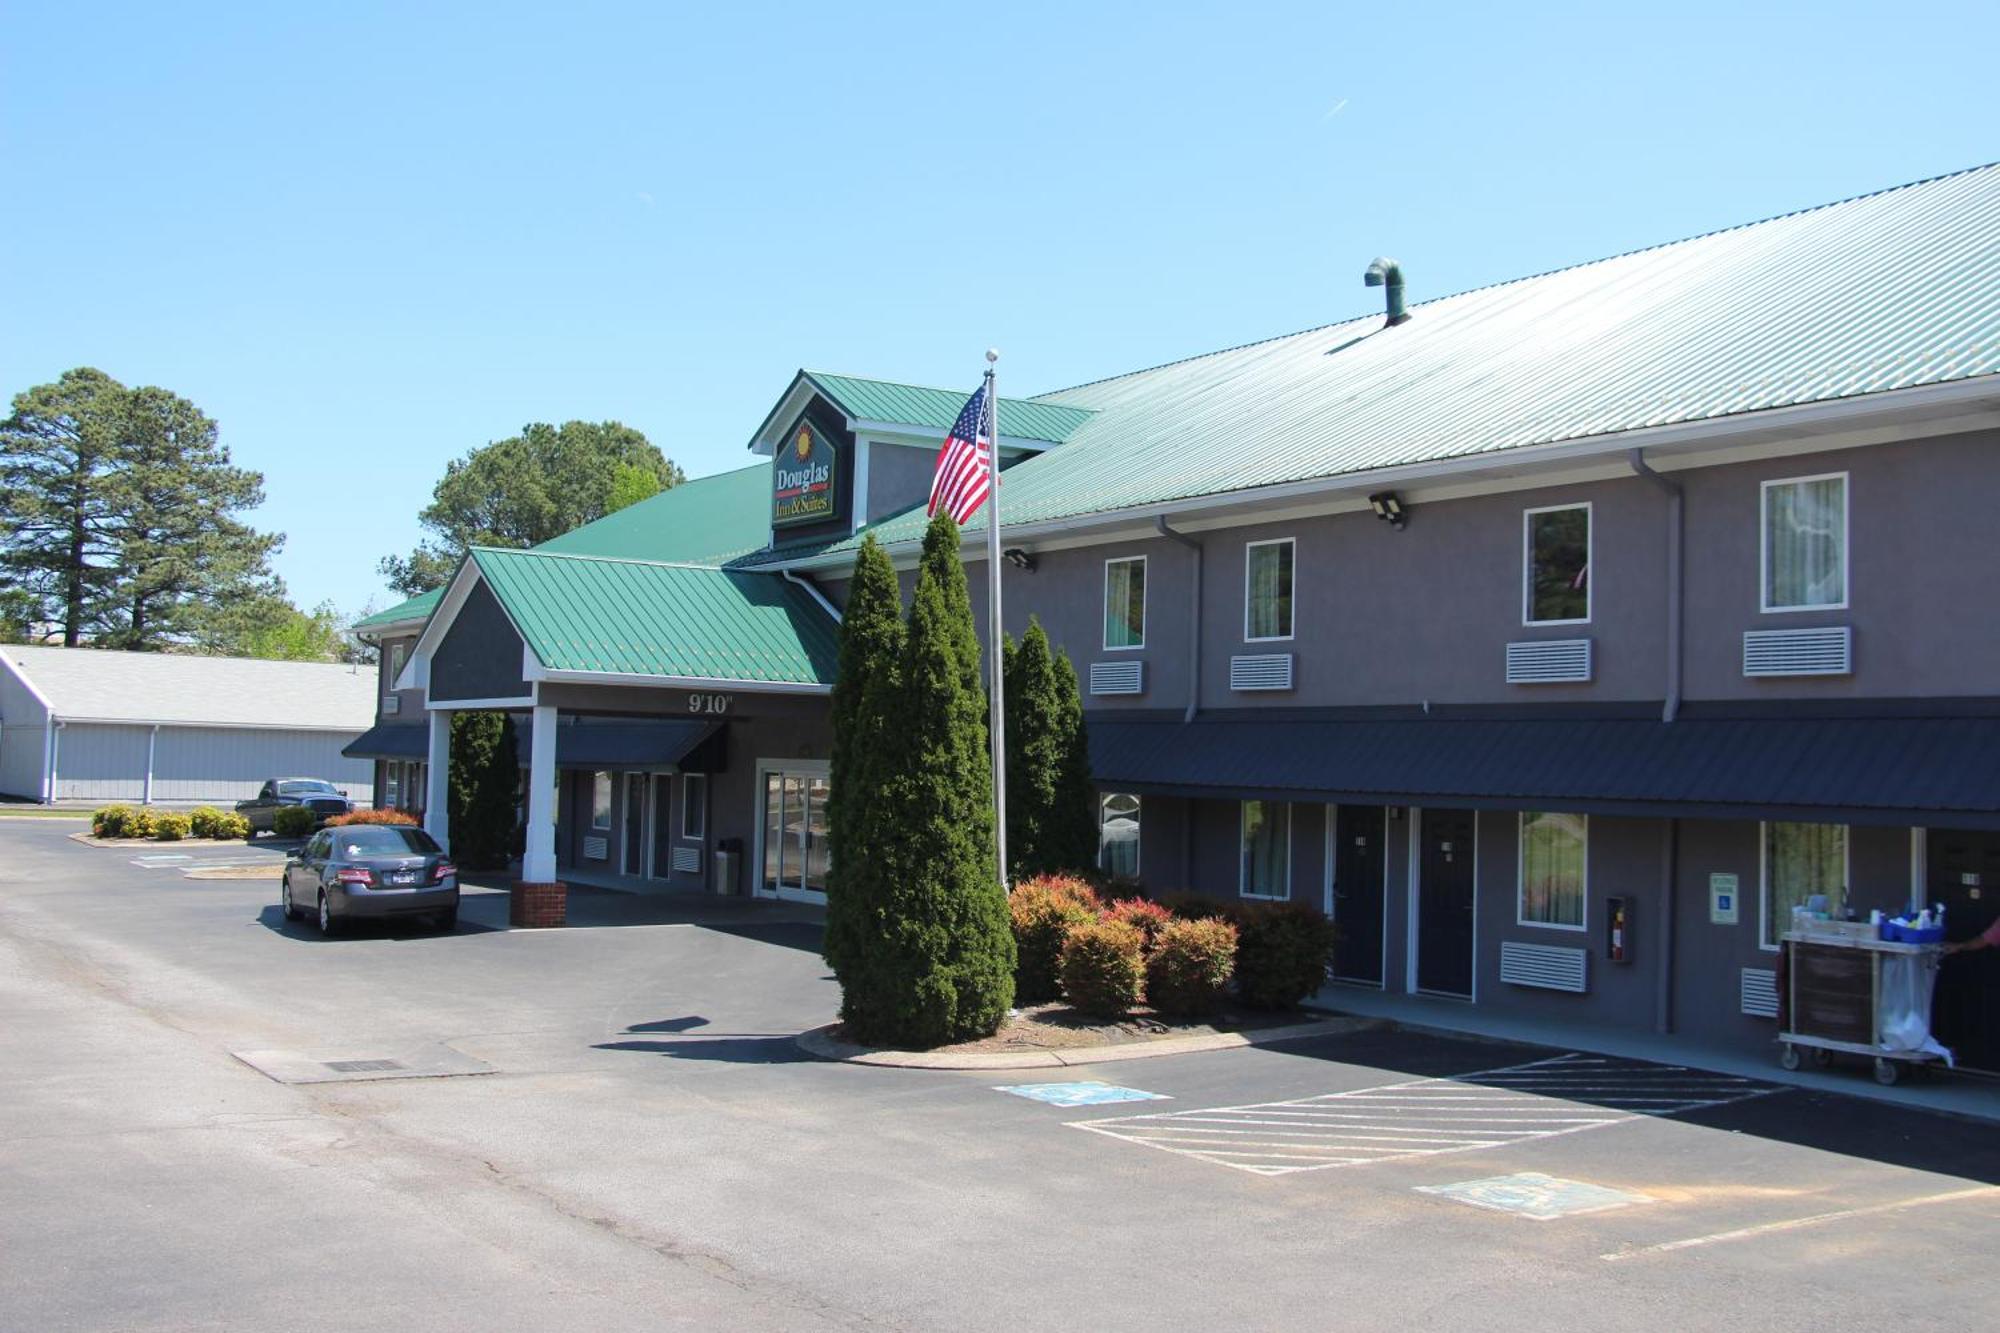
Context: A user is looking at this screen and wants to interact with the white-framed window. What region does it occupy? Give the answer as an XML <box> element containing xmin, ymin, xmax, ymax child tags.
<box><xmin>1239</xmin><ymin>800</ymin><xmax>1292</xmax><ymax>900</ymax></box>
<box><xmin>590</xmin><ymin>771</ymin><xmax>613</xmax><ymax>831</ymax></box>
<box><xmin>388</xmin><ymin>642</ymin><xmax>406</xmax><ymax>690</ymax></box>
<box><xmin>1760</xmin><ymin>821</ymin><xmax>1849</xmax><ymax>950</ymax></box>
<box><xmin>1517</xmin><ymin>811</ymin><xmax>1587</xmax><ymax>930</ymax></box>
<box><xmin>1244</xmin><ymin>538</ymin><xmax>1295</xmax><ymax>641</ymax></box>
<box><xmin>1099</xmin><ymin>793</ymin><xmax>1140</xmax><ymax>877</ymax></box>
<box><xmin>1761</xmin><ymin>473</ymin><xmax>1848</xmax><ymax>612</ymax></box>
<box><xmin>682</xmin><ymin>772</ymin><xmax>706</xmax><ymax>840</ymax></box>
<box><xmin>1103</xmin><ymin>556</ymin><xmax>1146</xmax><ymax>650</ymax></box>
<box><xmin>1523</xmin><ymin>503</ymin><xmax>1591</xmax><ymax>625</ymax></box>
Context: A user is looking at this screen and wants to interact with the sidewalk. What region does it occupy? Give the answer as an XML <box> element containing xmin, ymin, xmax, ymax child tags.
<box><xmin>1312</xmin><ymin>983</ymin><xmax>2000</xmax><ymax>1125</ymax></box>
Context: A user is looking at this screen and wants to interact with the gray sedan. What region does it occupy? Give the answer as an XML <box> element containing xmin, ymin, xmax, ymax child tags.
<box><xmin>280</xmin><ymin>825</ymin><xmax>458</xmax><ymax>935</ymax></box>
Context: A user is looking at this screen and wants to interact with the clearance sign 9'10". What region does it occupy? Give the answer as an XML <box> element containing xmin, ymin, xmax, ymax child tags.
<box><xmin>772</xmin><ymin>419</ymin><xmax>838</xmax><ymax>527</ymax></box>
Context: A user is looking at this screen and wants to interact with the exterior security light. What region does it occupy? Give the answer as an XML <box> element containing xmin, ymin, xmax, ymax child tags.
<box><xmin>1368</xmin><ymin>491</ymin><xmax>1407</xmax><ymax>530</ymax></box>
<box><xmin>1003</xmin><ymin>547</ymin><xmax>1036</xmax><ymax>572</ymax></box>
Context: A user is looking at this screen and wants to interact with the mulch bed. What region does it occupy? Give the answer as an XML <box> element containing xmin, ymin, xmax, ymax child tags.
<box><xmin>834</xmin><ymin>1001</ymin><xmax>1305</xmax><ymax>1054</ymax></box>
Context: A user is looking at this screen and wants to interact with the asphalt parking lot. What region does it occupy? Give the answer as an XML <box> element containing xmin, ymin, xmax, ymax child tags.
<box><xmin>3</xmin><ymin>816</ymin><xmax>1997</xmax><ymax>1331</ymax></box>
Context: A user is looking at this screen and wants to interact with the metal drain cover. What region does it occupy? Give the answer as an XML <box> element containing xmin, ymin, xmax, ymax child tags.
<box><xmin>231</xmin><ymin>1047</ymin><xmax>495</xmax><ymax>1084</ymax></box>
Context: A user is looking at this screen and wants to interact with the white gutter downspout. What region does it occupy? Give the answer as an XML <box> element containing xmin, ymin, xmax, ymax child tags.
<box><xmin>1629</xmin><ymin>449</ymin><xmax>1683</xmax><ymax>724</ymax></box>
<box><xmin>1155</xmin><ymin>517</ymin><xmax>1201</xmax><ymax>722</ymax></box>
<box><xmin>48</xmin><ymin>719</ymin><xmax>63</xmax><ymax>805</ymax></box>
<box><xmin>782</xmin><ymin>569</ymin><xmax>843</xmax><ymax>624</ymax></box>
<box><xmin>144</xmin><ymin>724</ymin><xmax>159</xmax><ymax>805</ymax></box>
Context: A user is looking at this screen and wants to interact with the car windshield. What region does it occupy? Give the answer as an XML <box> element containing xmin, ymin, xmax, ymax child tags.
<box><xmin>278</xmin><ymin>781</ymin><xmax>339</xmax><ymax>795</ymax></box>
<box><xmin>337</xmin><ymin>827</ymin><xmax>442</xmax><ymax>857</ymax></box>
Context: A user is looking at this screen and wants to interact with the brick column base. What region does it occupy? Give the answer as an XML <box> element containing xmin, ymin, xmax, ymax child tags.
<box><xmin>510</xmin><ymin>881</ymin><xmax>568</xmax><ymax>928</ymax></box>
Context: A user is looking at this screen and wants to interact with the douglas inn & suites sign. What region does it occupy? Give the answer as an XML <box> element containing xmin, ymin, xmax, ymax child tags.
<box><xmin>772</xmin><ymin>419</ymin><xmax>839</xmax><ymax>527</ymax></box>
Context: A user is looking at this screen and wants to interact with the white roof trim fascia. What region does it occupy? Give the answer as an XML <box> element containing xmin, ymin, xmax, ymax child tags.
<box><xmin>774</xmin><ymin>375</ymin><xmax>2000</xmax><ymax>572</ymax></box>
<box><xmin>536</xmin><ymin>667</ymin><xmax>832</xmax><ymax>696</ymax></box>
<box><xmin>47</xmin><ymin>716</ymin><xmax>368</xmax><ymax>733</ymax></box>
<box><xmin>0</xmin><ymin>649</ymin><xmax>57</xmax><ymax>717</ymax></box>
<box><xmin>749</xmin><ymin>375</ymin><xmax>821</xmax><ymax>456</ymax></box>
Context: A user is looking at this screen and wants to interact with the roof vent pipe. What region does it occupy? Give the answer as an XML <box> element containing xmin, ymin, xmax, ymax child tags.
<box><xmin>1364</xmin><ymin>257</ymin><xmax>1410</xmax><ymax>326</ymax></box>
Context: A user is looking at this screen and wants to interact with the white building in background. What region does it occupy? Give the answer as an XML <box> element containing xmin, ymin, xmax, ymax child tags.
<box><xmin>0</xmin><ymin>645</ymin><xmax>376</xmax><ymax>805</ymax></box>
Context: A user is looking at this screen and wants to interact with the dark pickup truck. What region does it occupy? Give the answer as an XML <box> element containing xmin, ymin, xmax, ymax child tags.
<box><xmin>236</xmin><ymin>778</ymin><xmax>354</xmax><ymax>835</ymax></box>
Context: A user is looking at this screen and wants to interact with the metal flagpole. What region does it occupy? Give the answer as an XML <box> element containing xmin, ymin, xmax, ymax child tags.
<box><xmin>983</xmin><ymin>348</ymin><xmax>1007</xmax><ymax>888</ymax></box>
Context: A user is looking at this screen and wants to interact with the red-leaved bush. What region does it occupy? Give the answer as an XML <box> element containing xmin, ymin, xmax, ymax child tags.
<box><xmin>1059</xmin><ymin>917</ymin><xmax>1146</xmax><ymax>1019</ymax></box>
<box><xmin>327</xmin><ymin>808</ymin><xmax>420</xmax><ymax>827</ymax></box>
<box><xmin>1147</xmin><ymin>917</ymin><xmax>1240</xmax><ymax>1017</ymax></box>
<box><xmin>1103</xmin><ymin>897</ymin><xmax>1173</xmax><ymax>953</ymax></box>
<box><xmin>1008</xmin><ymin>875</ymin><xmax>1103</xmax><ymax>1003</ymax></box>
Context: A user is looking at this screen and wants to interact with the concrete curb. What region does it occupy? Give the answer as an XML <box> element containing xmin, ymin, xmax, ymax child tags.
<box><xmin>794</xmin><ymin>1014</ymin><xmax>1386</xmax><ymax>1070</ymax></box>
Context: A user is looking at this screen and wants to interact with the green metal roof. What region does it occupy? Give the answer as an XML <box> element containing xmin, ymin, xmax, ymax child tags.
<box><xmin>353</xmin><ymin>586</ymin><xmax>443</xmax><ymax>632</ymax></box>
<box><xmin>537</xmin><ymin>463</ymin><xmax>771</xmax><ymax>564</ymax></box>
<box><xmin>749</xmin><ymin>162</ymin><xmax>2000</xmax><ymax>564</ymax></box>
<box><xmin>357</xmin><ymin>466</ymin><xmax>769</xmax><ymax>634</ymax></box>
<box><xmin>471</xmin><ymin>547</ymin><xmax>838</xmax><ymax>686</ymax></box>
<box><xmin>804</xmin><ymin>371</ymin><xmax>1094</xmax><ymax>445</ymax></box>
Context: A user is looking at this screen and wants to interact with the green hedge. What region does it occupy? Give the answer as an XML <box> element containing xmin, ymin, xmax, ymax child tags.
<box><xmin>272</xmin><ymin>805</ymin><xmax>317</xmax><ymax>838</ymax></box>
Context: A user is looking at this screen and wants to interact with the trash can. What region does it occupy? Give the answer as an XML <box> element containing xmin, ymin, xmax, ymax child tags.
<box><xmin>713</xmin><ymin>838</ymin><xmax>743</xmax><ymax>896</ymax></box>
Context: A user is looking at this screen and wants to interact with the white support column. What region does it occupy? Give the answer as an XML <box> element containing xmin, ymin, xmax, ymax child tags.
<box><xmin>425</xmin><ymin>708</ymin><xmax>452</xmax><ymax>852</ymax></box>
<box><xmin>143</xmin><ymin>725</ymin><xmax>158</xmax><ymax>805</ymax></box>
<box><xmin>523</xmin><ymin>704</ymin><xmax>558</xmax><ymax>882</ymax></box>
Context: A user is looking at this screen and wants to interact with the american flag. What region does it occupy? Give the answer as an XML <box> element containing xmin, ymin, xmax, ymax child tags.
<box><xmin>927</xmin><ymin>381</ymin><xmax>993</xmax><ymax>524</ymax></box>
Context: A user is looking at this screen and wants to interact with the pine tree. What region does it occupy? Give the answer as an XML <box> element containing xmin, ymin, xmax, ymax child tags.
<box><xmin>841</xmin><ymin>512</ymin><xmax>1015</xmax><ymax>1048</ymax></box>
<box><xmin>0</xmin><ymin>368</ymin><xmax>282</xmax><ymax>649</ymax></box>
<box><xmin>0</xmin><ymin>368</ymin><xmax>128</xmax><ymax>645</ymax></box>
<box><xmin>824</xmin><ymin>534</ymin><xmax>904</xmax><ymax>990</ymax></box>
<box><xmin>450</xmin><ymin>712</ymin><xmax>520</xmax><ymax>871</ymax></box>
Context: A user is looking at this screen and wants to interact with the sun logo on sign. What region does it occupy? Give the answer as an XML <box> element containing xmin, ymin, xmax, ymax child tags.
<box><xmin>794</xmin><ymin>424</ymin><xmax>814</xmax><ymax>461</ymax></box>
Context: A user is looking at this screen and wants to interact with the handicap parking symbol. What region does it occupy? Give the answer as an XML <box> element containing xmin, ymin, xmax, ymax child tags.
<box><xmin>995</xmin><ymin>1081</ymin><xmax>1170</xmax><ymax>1108</ymax></box>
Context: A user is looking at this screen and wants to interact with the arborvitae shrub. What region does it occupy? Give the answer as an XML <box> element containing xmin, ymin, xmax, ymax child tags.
<box><xmin>1059</xmin><ymin>917</ymin><xmax>1146</xmax><ymax>1019</ymax></box>
<box><xmin>450</xmin><ymin>711</ymin><xmax>518</xmax><ymax>870</ymax></box>
<box><xmin>1008</xmin><ymin>874</ymin><xmax>1103</xmax><ymax>1003</ymax></box>
<box><xmin>1232</xmin><ymin>901</ymin><xmax>1340</xmax><ymax>1009</ymax></box>
<box><xmin>824</xmin><ymin>534</ymin><xmax>904</xmax><ymax>999</ymax></box>
<box><xmin>1147</xmin><ymin>917</ymin><xmax>1240</xmax><ymax>1017</ymax></box>
<box><xmin>836</xmin><ymin>512</ymin><xmax>1015</xmax><ymax>1048</ymax></box>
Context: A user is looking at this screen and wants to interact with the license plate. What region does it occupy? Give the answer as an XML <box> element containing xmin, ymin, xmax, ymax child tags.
<box><xmin>389</xmin><ymin>872</ymin><xmax>418</xmax><ymax>886</ymax></box>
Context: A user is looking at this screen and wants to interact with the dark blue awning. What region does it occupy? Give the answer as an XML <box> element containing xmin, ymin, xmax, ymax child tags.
<box><xmin>1088</xmin><ymin>712</ymin><xmax>2000</xmax><ymax>829</ymax></box>
<box><xmin>342</xmin><ymin>723</ymin><xmax>426</xmax><ymax>760</ymax></box>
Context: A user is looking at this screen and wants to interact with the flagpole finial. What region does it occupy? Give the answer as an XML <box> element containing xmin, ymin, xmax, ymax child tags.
<box><xmin>985</xmin><ymin>348</ymin><xmax>999</xmax><ymax>363</ymax></box>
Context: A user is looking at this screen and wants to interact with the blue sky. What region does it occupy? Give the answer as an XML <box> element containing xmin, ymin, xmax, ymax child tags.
<box><xmin>4</xmin><ymin>2</ymin><xmax>1995</xmax><ymax>615</ymax></box>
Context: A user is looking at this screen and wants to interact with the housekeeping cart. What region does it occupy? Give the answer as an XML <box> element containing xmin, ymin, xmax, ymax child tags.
<box><xmin>1779</xmin><ymin>927</ymin><xmax>1949</xmax><ymax>1085</ymax></box>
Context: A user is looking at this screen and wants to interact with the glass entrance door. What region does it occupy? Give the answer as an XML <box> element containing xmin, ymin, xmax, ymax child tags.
<box><xmin>760</xmin><ymin>768</ymin><xmax>830</xmax><ymax>901</ymax></box>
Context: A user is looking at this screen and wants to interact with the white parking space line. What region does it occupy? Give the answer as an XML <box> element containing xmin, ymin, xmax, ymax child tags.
<box><xmin>1069</xmin><ymin>1053</ymin><xmax>1783</xmax><ymax>1177</ymax></box>
<box><xmin>1600</xmin><ymin>1186</ymin><xmax>2000</xmax><ymax>1260</ymax></box>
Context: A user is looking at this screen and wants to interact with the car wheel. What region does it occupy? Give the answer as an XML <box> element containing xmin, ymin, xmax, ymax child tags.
<box><xmin>281</xmin><ymin>874</ymin><xmax>302</xmax><ymax>922</ymax></box>
<box><xmin>317</xmin><ymin>891</ymin><xmax>340</xmax><ymax>937</ymax></box>
<box><xmin>432</xmin><ymin>905</ymin><xmax>458</xmax><ymax>933</ymax></box>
